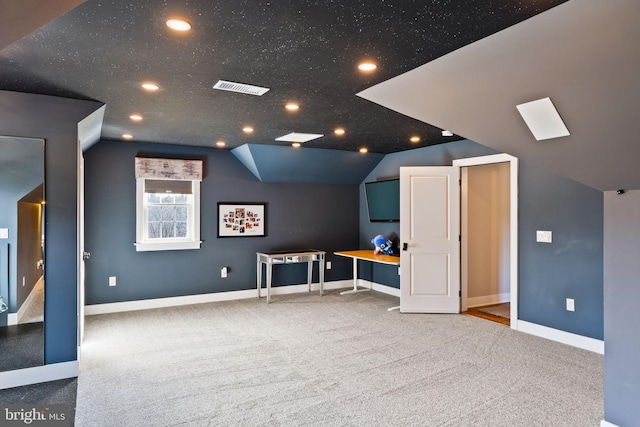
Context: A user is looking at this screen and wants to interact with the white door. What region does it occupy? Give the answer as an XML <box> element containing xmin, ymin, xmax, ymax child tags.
<box><xmin>400</xmin><ymin>166</ymin><xmax>460</xmax><ymax>313</ymax></box>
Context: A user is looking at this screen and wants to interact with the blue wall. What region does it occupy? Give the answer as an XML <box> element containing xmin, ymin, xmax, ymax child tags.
<box><xmin>356</xmin><ymin>140</ymin><xmax>603</xmax><ymax>341</ymax></box>
<box><xmin>84</xmin><ymin>138</ymin><xmax>605</xmax><ymax>342</ymax></box>
<box><xmin>519</xmin><ymin>161</ymin><xmax>603</xmax><ymax>340</ymax></box>
<box><xmin>83</xmin><ymin>141</ymin><xmax>359</xmax><ymax>304</ymax></box>
<box><xmin>603</xmin><ymin>190</ymin><xmax>640</xmax><ymax>426</ymax></box>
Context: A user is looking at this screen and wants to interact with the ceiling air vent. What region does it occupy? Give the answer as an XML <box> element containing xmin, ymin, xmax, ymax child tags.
<box><xmin>213</xmin><ymin>80</ymin><xmax>270</xmax><ymax>96</ymax></box>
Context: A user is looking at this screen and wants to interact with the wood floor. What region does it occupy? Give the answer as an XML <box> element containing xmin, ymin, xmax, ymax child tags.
<box><xmin>463</xmin><ymin>303</ymin><xmax>511</xmax><ymax>326</ymax></box>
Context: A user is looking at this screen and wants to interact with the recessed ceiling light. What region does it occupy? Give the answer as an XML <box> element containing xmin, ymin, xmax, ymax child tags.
<box><xmin>441</xmin><ymin>130</ymin><xmax>454</xmax><ymax>137</ymax></box>
<box><xmin>410</xmin><ymin>136</ymin><xmax>420</xmax><ymax>143</ymax></box>
<box><xmin>275</xmin><ymin>132</ymin><xmax>323</xmax><ymax>143</ymax></box>
<box><xmin>285</xmin><ymin>103</ymin><xmax>299</xmax><ymax>111</ymax></box>
<box><xmin>334</xmin><ymin>128</ymin><xmax>345</xmax><ymax>136</ymax></box>
<box><xmin>141</xmin><ymin>82</ymin><xmax>159</xmax><ymax>91</ymax></box>
<box><xmin>122</xmin><ymin>134</ymin><xmax>133</xmax><ymax>140</ymax></box>
<box><xmin>243</xmin><ymin>126</ymin><xmax>254</xmax><ymax>134</ymax></box>
<box><xmin>358</xmin><ymin>62</ymin><xmax>377</xmax><ymax>71</ymax></box>
<box><xmin>359</xmin><ymin>147</ymin><xmax>368</xmax><ymax>153</ymax></box>
<box><xmin>291</xmin><ymin>142</ymin><xmax>301</xmax><ymax>148</ymax></box>
<box><xmin>130</xmin><ymin>114</ymin><xmax>143</xmax><ymax>121</ymax></box>
<box><xmin>215</xmin><ymin>141</ymin><xmax>226</xmax><ymax>148</ymax></box>
<box><xmin>516</xmin><ymin>97</ymin><xmax>570</xmax><ymax>141</ymax></box>
<box><xmin>166</xmin><ymin>19</ymin><xmax>191</xmax><ymax>31</ymax></box>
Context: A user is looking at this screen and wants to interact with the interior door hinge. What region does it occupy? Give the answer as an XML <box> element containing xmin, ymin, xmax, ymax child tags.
<box><xmin>459</xmin><ymin>235</ymin><xmax>461</xmax><ymax>242</ymax></box>
<box><xmin>459</xmin><ymin>179</ymin><xmax>462</xmax><ymax>186</ymax></box>
<box><xmin>459</xmin><ymin>290</ymin><xmax>462</xmax><ymax>297</ymax></box>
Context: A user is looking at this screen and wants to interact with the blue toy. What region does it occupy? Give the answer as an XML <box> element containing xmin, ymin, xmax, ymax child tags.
<box><xmin>371</xmin><ymin>234</ymin><xmax>393</xmax><ymax>255</ymax></box>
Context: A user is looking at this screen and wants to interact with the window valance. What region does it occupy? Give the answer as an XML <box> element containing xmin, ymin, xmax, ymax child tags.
<box><xmin>135</xmin><ymin>157</ymin><xmax>203</xmax><ymax>181</ymax></box>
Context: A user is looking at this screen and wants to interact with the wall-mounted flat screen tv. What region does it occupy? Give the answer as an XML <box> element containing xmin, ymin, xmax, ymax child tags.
<box><xmin>365</xmin><ymin>178</ymin><xmax>400</xmax><ymax>222</ymax></box>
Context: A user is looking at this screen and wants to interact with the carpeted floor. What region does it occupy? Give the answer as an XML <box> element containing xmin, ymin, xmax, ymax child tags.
<box><xmin>0</xmin><ymin>322</ymin><xmax>44</xmax><ymax>371</ymax></box>
<box><xmin>76</xmin><ymin>291</ymin><xmax>603</xmax><ymax>426</ymax></box>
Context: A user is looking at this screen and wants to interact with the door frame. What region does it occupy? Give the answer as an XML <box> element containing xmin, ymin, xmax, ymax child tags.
<box><xmin>453</xmin><ymin>154</ymin><xmax>518</xmax><ymax>329</ymax></box>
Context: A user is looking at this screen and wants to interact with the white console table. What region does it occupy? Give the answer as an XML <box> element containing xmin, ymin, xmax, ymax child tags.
<box><xmin>256</xmin><ymin>249</ymin><xmax>325</xmax><ymax>303</ymax></box>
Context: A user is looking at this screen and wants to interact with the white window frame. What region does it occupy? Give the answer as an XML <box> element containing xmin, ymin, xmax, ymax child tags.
<box><xmin>135</xmin><ymin>179</ymin><xmax>201</xmax><ymax>252</ymax></box>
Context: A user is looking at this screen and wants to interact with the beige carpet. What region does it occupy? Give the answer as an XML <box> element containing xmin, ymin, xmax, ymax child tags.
<box><xmin>76</xmin><ymin>291</ymin><xmax>603</xmax><ymax>426</ymax></box>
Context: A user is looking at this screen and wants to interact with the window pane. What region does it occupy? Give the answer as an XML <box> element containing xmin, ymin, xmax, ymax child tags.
<box><xmin>176</xmin><ymin>222</ymin><xmax>187</xmax><ymax>237</ymax></box>
<box><xmin>148</xmin><ymin>222</ymin><xmax>161</xmax><ymax>239</ymax></box>
<box><xmin>148</xmin><ymin>206</ymin><xmax>162</xmax><ymax>222</ymax></box>
<box><xmin>147</xmin><ymin>193</ymin><xmax>161</xmax><ymax>203</ymax></box>
<box><xmin>161</xmin><ymin>206</ymin><xmax>176</xmax><ymax>221</ymax></box>
<box><xmin>161</xmin><ymin>194</ymin><xmax>174</xmax><ymax>204</ymax></box>
<box><xmin>176</xmin><ymin>206</ymin><xmax>188</xmax><ymax>221</ymax></box>
<box><xmin>162</xmin><ymin>222</ymin><xmax>175</xmax><ymax>238</ymax></box>
<box><xmin>175</xmin><ymin>194</ymin><xmax>188</xmax><ymax>204</ymax></box>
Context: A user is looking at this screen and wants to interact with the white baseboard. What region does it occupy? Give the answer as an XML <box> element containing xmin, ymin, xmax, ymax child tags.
<box><xmin>356</xmin><ymin>279</ymin><xmax>400</xmax><ymax>297</ymax></box>
<box><xmin>515</xmin><ymin>320</ymin><xmax>604</xmax><ymax>354</ymax></box>
<box><xmin>601</xmin><ymin>420</ymin><xmax>620</xmax><ymax>427</ymax></box>
<box><xmin>7</xmin><ymin>312</ymin><xmax>17</xmax><ymax>325</ymax></box>
<box><xmin>85</xmin><ymin>280</ymin><xmax>354</xmax><ymax>315</ymax></box>
<box><xmin>467</xmin><ymin>292</ymin><xmax>510</xmax><ymax>308</ymax></box>
<box><xmin>0</xmin><ymin>361</ymin><xmax>78</xmax><ymax>390</ymax></box>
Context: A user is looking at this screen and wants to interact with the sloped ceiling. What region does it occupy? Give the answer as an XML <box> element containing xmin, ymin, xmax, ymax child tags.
<box><xmin>358</xmin><ymin>0</ymin><xmax>640</xmax><ymax>191</ymax></box>
<box><xmin>0</xmin><ymin>0</ymin><xmax>86</xmax><ymax>50</ymax></box>
<box><xmin>232</xmin><ymin>144</ymin><xmax>384</xmax><ymax>185</ymax></box>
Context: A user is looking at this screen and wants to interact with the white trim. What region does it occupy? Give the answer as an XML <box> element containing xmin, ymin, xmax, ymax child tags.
<box><xmin>516</xmin><ymin>320</ymin><xmax>604</xmax><ymax>354</ymax></box>
<box><xmin>467</xmin><ymin>292</ymin><xmax>510</xmax><ymax>308</ymax></box>
<box><xmin>135</xmin><ymin>179</ymin><xmax>201</xmax><ymax>252</ymax></box>
<box><xmin>85</xmin><ymin>280</ymin><xmax>354</xmax><ymax>315</ymax></box>
<box><xmin>357</xmin><ymin>279</ymin><xmax>401</xmax><ymax>298</ymax></box>
<box><xmin>453</xmin><ymin>154</ymin><xmax>518</xmax><ymax>329</ymax></box>
<box><xmin>0</xmin><ymin>361</ymin><xmax>78</xmax><ymax>390</ymax></box>
<box><xmin>600</xmin><ymin>420</ymin><xmax>620</xmax><ymax>427</ymax></box>
<box><xmin>7</xmin><ymin>312</ymin><xmax>17</xmax><ymax>325</ymax></box>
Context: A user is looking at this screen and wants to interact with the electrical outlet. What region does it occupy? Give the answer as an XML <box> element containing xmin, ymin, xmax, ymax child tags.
<box><xmin>109</xmin><ymin>276</ymin><xmax>116</xmax><ymax>287</ymax></box>
<box><xmin>536</xmin><ymin>230</ymin><xmax>553</xmax><ymax>243</ymax></box>
<box><xmin>0</xmin><ymin>228</ymin><xmax>8</xmax><ymax>239</ymax></box>
<box><xmin>326</xmin><ymin>261</ymin><xmax>332</xmax><ymax>270</ymax></box>
<box><xmin>221</xmin><ymin>267</ymin><xmax>228</xmax><ymax>278</ymax></box>
<box><xmin>566</xmin><ymin>298</ymin><xmax>575</xmax><ymax>312</ymax></box>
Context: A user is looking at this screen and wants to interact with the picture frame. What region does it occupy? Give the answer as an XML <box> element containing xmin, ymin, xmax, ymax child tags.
<box><xmin>217</xmin><ymin>202</ymin><xmax>267</xmax><ymax>237</ymax></box>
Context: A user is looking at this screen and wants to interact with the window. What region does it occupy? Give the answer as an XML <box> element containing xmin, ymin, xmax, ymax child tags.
<box><xmin>134</xmin><ymin>157</ymin><xmax>202</xmax><ymax>252</ymax></box>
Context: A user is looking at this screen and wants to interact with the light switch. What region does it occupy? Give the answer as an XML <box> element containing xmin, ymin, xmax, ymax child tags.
<box><xmin>536</xmin><ymin>230</ymin><xmax>552</xmax><ymax>243</ymax></box>
<box><xmin>0</xmin><ymin>228</ymin><xmax>8</xmax><ymax>239</ymax></box>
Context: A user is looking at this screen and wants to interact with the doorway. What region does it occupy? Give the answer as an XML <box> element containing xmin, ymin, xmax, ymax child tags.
<box><xmin>454</xmin><ymin>154</ymin><xmax>518</xmax><ymax>328</ymax></box>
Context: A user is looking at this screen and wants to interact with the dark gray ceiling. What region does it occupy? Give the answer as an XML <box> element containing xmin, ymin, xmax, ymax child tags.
<box><xmin>0</xmin><ymin>0</ymin><xmax>567</xmax><ymax>154</ymax></box>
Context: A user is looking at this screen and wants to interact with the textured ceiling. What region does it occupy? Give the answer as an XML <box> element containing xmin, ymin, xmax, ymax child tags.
<box><xmin>0</xmin><ymin>0</ymin><xmax>567</xmax><ymax>154</ymax></box>
<box><xmin>359</xmin><ymin>0</ymin><xmax>640</xmax><ymax>191</ymax></box>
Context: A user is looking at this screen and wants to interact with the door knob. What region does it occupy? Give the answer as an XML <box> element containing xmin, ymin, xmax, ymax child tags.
<box><xmin>82</xmin><ymin>251</ymin><xmax>91</xmax><ymax>260</ymax></box>
<box><xmin>402</xmin><ymin>243</ymin><xmax>408</xmax><ymax>251</ymax></box>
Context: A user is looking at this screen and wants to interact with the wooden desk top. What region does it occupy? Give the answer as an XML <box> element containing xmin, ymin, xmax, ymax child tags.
<box><xmin>334</xmin><ymin>250</ymin><xmax>400</xmax><ymax>265</ymax></box>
